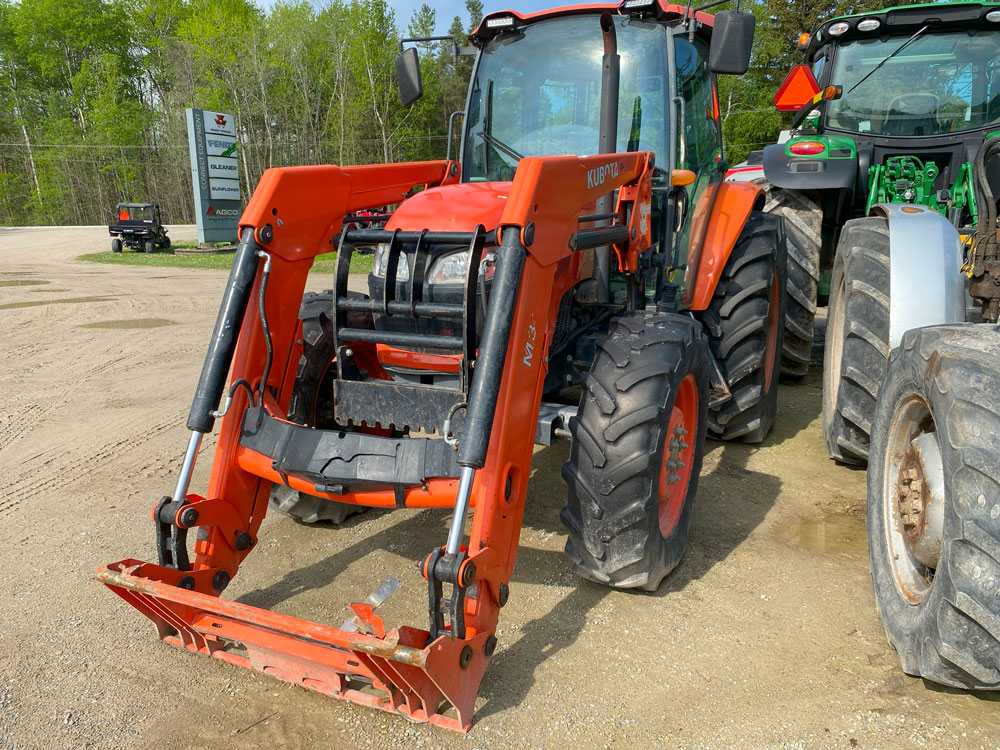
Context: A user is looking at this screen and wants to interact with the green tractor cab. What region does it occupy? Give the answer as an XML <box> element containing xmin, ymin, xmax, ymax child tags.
<box><xmin>108</xmin><ymin>202</ymin><xmax>170</xmax><ymax>253</ymax></box>
<box><xmin>767</xmin><ymin>1</ymin><xmax>1000</xmax><ymax>273</ymax></box>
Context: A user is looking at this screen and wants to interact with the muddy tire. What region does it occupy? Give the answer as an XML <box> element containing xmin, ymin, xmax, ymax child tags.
<box><xmin>144</xmin><ymin>239</ymin><xmax>156</xmax><ymax>254</ymax></box>
<box><xmin>111</xmin><ymin>238</ymin><xmax>122</xmax><ymax>253</ymax></box>
<box><xmin>268</xmin><ymin>290</ymin><xmax>374</xmax><ymax>525</ymax></box>
<box><xmin>700</xmin><ymin>212</ymin><xmax>786</xmax><ymax>443</ymax></box>
<box><xmin>868</xmin><ymin>323</ymin><xmax>1000</xmax><ymax>689</ymax></box>
<box><xmin>823</xmin><ymin>217</ymin><xmax>890</xmax><ymax>465</ymax></box>
<box><xmin>561</xmin><ymin>312</ymin><xmax>709</xmax><ymax>591</ymax></box>
<box><xmin>762</xmin><ymin>184</ymin><xmax>821</xmax><ymax>379</ymax></box>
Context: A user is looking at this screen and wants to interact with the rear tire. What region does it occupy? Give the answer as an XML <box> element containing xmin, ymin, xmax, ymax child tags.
<box><xmin>144</xmin><ymin>239</ymin><xmax>156</xmax><ymax>254</ymax></box>
<box><xmin>268</xmin><ymin>290</ymin><xmax>375</xmax><ymax>525</ymax></box>
<box><xmin>561</xmin><ymin>312</ymin><xmax>709</xmax><ymax>591</ymax></box>
<box><xmin>111</xmin><ymin>238</ymin><xmax>122</xmax><ymax>253</ymax></box>
<box><xmin>823</xmin><ymin>217</ymin><xmax>890</xmax><ymax>465</ymax></box>
<box><xmin>868</xmin><ymin>324</ymin><xmax>1000</xmax><ymax>689</ymax></box>
<box><xmin>700</xmin><ymin>211</ymin><xmax>786</xmax><ymax>443</ymax></box>
<box><xmin>762</xmin><ymin>184</ymin><xmax>821</xmax><ymax>379</ymax></box>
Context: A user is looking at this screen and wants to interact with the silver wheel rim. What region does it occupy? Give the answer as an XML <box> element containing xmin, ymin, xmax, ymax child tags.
<box><xmin>883</xmin><ymin>394</ymin><xmax>945</xmax><ymax>605</ymax></box>
<box><xmin>824</xmin><ymin>273</ymin><xmax>847</xmax><ymax>416</ymax></box>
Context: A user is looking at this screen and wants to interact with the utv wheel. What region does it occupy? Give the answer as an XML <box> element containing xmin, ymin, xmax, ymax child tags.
<box><xmin>868</xmin><ymin>324</ymin><xmax>1000</xmax><ymax>689</ymax></box>
<box><xmin>700</xmin><ymin>211</ymin><xmax>786</xmax><ymax>443</ymax></box>
<box><xmin>144</xmin><ymin>239</ymin><xmax>156</xmax><ymax>254</ymax></box>
<box><xmin>111</xmin><ymin>238</ymin><xmax>123</xmax><ymax>253</ymax></box>
<box><xmin>159</xmin><ymin>236</ymin><xmax>171</xmax><ymax>249</ymax></box>
<box><xmin>823</xmin><ymin>217</ymin><xmax>890</xmax><ymax>465</ymax></box>
<box><xmin>268</xmin><ymin>290</ymin><xmax>375</xmax><ymax>525</ymax></box>
<box><xmin>561</xmin><ymin>312</ymin><xmax>709</xmax><ymax>591</ymax></box>
<box><xmin>762</xmin><ymin>183</ymin><xmax>821</xmax><ymax>379</ymax></box>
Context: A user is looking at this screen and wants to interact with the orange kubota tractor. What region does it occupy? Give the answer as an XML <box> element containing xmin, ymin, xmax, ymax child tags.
<box><xmin>99</xmin><ymin>1</ymin><xmax>783</xmax><ymax>732</ymax></box>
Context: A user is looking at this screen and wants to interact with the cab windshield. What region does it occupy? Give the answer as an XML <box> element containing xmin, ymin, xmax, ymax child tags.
<box><xmin>825</xmin><ymin>29</ymin><xmax>1000</xmax><ymax>137</ymax></box>
<box><xmin>462</xmin><ymin>14</ymin><xmax>669</xmax><ymax>181</ymax></box>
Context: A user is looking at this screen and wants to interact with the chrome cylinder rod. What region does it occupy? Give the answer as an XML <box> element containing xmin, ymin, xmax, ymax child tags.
<box><xmin>171</xmin><ymin>431</ymin><xmax>203</xmax><ymax>504</ymax></box>
<box><xmin>445</xmin><ymin>465</ymin><xmax>477</xmax><ymax>555</ymax></box>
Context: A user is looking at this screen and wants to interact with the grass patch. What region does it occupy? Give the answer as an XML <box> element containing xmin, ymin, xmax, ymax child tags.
<box><xmin>76</xmin><ymin>248</ymin><xmax>373</xmax><ymax>274</ymax></box>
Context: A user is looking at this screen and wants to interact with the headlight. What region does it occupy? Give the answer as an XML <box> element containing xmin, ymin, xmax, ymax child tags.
<box><xmin>427</xmin><ymin>251</ymin><xmax>497</xmax><ymax>284</ymax></box>
<box><xmin>372</xmin><ymin>243</ymin><xmax>409</xmax><ymax>280</ymax></box>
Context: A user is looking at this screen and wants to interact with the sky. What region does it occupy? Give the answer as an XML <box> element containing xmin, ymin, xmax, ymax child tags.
<box><xmin>255</xmin><ymin>0</ymin><xmax>563</xmax><ymax>35</ymax></box>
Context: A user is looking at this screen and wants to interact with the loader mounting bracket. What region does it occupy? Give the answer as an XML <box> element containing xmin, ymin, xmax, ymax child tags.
<box><xmin>425</xmin><ymin>548</ymin><xmax>473</xmax><ymax>642</ymax></box>
<box><xmin>154</xmin><ymin>495</ymin><xmax>190</xmax><ymax>571</ymax></box>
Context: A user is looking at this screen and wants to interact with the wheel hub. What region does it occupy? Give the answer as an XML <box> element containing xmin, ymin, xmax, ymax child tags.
<box><xmin>895</xmin><ymin>432</ymin><xmax>945</xmax><ymax>570</ymax></box>
<box><xmin>658</xmin><ymin>374</ymin><xmax>698</xmax><ymax>537</ymax></box>
<box><xmin>883</xmin><ymin>395</ymin><xmax>944</xmax><ymax>604</ymax></box>
<box><xmin>665</xmin><ymin>425</ymin><xmax>689</xmax><ymax>485</ymax></box>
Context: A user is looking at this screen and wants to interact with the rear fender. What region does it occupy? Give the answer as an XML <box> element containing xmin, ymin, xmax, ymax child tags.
<box><xmin>872</xmin><ymin>203</ymin><xmax>967</xmax><ymax>348</ymax></box>
<box><xmin>685</xmin><ymin>180</ymin><xmax>765</xmax><ymax>311</ymax></box>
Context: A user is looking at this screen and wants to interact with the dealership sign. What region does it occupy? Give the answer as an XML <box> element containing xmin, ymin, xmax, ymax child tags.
<box><xmin>185</xmin><ymin>108</ymin><xmax>241</xmax><ymax>243</ymax></box>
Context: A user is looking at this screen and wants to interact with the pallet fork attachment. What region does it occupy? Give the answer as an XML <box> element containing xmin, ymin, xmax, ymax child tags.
<box><xmin>99</xmin><ymin>153</ymin><xmax>654</xmax><ymax>731</ymax></box>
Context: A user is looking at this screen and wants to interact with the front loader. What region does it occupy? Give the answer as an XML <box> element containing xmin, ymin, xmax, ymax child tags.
<box><xmin>99</xmin><ymin>1</ymin><xmax>783</xmax><ymax>731</ymax></box>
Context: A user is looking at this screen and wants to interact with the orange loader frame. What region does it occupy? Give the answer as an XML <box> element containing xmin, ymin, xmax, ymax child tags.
<box><xmin>99</xmin><ymin>152</ymin><xmax>663</xmax><ymax>731</ymax></box>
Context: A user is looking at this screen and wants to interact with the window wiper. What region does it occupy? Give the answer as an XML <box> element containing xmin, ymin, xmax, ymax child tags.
<box><xmin>477</xmin><ymin>130</ymin><xmax>524</xmax><ymax>163</ymax></box>
<box><xmin>847</xmin><ymin>24</ymin><xmax>930</xmax><ymax>96</ymax></box>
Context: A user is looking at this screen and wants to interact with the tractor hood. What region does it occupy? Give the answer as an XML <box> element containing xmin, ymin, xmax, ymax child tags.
<box><xmin>386</xmin><ymin>182</ymin><xmax>512</xmax><ymax>233</ymax></box>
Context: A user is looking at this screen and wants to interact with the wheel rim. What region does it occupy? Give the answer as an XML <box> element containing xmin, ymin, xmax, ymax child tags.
<box><xmin>764</xmin><ymin>272</ymin><xmax>780</xmax><ymax>392</ymax></box>
<box><xmin>882</xmin><ymin>394</ymin><xmax>944</xmax><ymax>605</ymax></box>
<box><xmin>825</xmin><ymin>273</ymin><xmax>847</xmax><ymax>413</ymax></box>
<box><xmin>658</xmin><ymin>374</ymin><xmax>699</xmax><ymax>537</ymax></box>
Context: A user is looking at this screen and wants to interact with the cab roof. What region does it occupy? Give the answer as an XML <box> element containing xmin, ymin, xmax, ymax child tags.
<box><xmin>803</xmin><ymin>1</ymin><xmax>1000</xmax><ymax>58</ymax></box>
<box><xmin>473</xmin><ymin>1</ymin><xmax>715</xmax><ymax>44</ymax></box>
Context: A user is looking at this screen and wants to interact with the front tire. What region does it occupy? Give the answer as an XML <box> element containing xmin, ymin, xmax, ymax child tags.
<box><xmin>823</xmin><ymin>217</ymin><xmax>890</xmax><ymax>465</ymax></box>
<box><xmin>268</xmin><ymin>290</ymin><xmax>374</xmax><ymax>525</ymax></box>
<box><xmin>700</xmin><ymin>211</ymin><xmax>786</xmax><ymax>443</ymax></box>
<box><xmin>561</xmin><ymin>312</ymin><xmax>709</xmax><ymax>591</ymax></box>
<box><xmin>868</xmin><ymin>324</ymin><xmax>1000</xmax><ymax>689</ymax></box>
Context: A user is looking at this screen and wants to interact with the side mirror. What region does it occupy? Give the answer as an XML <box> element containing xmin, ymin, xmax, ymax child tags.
<box><xmin>395</xmin><ymin>47</ymin><xmax>423</xmax><ymax>107</ymax></box>
<box><xmin>708</xmin><ymin>11</ymin><xmax>755</xmax><ymax>75</ymax></box>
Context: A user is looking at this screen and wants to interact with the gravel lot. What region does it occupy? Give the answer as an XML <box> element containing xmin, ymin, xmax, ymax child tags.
<box><xmin>1</xmin><ymin>225</ymin><xmax>997</xmax><ymax>749</ymax></box>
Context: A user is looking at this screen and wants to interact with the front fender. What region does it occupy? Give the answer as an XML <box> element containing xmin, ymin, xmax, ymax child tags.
<box><xmin>685</xmin><ymin>180</ymin><xmax>765</xmax><ymax>311</ymax></box>
<box><xmin>762</xmin><ymin>143</ymin><xmax>857</xmax><ymax>192</ymax></box>
<box><xmin>874</xmin><ymin>203</ymin><xmax>967</xmax><ymax>348</ymax></box>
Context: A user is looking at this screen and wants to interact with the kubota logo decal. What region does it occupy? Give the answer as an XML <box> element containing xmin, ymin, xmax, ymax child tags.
<box><xmin>214</xmin><ymin>113</ymin><xmax>228</xmax><ymax>127</ymax></box>
<box><xmin>587</xmin><ymin>161</ymin><xmax>620</xmax><ymax>190</ymax></box>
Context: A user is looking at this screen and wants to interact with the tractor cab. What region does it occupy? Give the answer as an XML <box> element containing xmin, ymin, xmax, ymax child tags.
<box><xmin>374</xmin><ymin>3</ymin><xmax>752</xmax><ymax>394</ymax></box>
<box><xmin>766</xmin><ymin>1</ymin><xmax>1000</xmax><ymax>226</ymax></box>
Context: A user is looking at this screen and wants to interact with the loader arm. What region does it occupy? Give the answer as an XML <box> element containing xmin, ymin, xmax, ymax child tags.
<box><xmin>99</xmin><ymin>151</ymin><xmax>654</xmax><ymax>731</ymax></box>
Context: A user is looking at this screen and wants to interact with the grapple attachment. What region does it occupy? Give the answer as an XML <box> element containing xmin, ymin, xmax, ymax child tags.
<box><xmin>98</xmin><ymin>559</ymin><xmax>488</xmax><ymax>731</ymax></box>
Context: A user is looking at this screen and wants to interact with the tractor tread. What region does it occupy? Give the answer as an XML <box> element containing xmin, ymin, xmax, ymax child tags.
<box><xmin>562</xmin><ymin>312</ymin><xmax>709</xmax><ymax>591</ymax></box>
<box><xmin>868</xmin><ymin>324</ymin><xmax>1000</xmax><ymax>691</ymax></box>
<box><xmin>762</xmin><ymin>184</ymin><xmax>821</xmax><ymax>378</ymax></box>
<box><xmin>701</xmin><ymin>212</ymin><xmax>786</xmax><ymax>444</ymax></box>
<box><xmin>824</xmin><ymin>217</ymin><xmax>890</xmax><ymax>465</ymax></box>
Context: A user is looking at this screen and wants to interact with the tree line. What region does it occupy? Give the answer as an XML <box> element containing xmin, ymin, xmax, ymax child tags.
<box><xmin>0</xmin><ymin>0</ymin><xmax>898</xmax><ymax>226</ymax></box>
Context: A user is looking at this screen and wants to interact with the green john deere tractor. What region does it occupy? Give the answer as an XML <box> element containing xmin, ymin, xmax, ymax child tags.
<box><xmin>759</xmin><ymin>1</ymin><xmax>1000</xmax><ymax>464</ymax></box>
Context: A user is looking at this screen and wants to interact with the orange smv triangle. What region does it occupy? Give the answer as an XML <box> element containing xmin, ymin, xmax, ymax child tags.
<box><xmin>773</xmin><ymin>65</ymin><xmax>820</xmax><ymax>112</ymax></box>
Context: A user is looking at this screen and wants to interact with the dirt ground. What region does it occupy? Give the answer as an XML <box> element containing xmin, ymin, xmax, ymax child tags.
<box><xmin>0</xmin><ymin>225</ymin><xmax>997</xmax><ymax>750</ymax></box>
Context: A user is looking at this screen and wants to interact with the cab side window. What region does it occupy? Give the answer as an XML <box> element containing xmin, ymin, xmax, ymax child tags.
<box><xmin>675</xmin><ymin>36</ymin><xmax>720</xmax><ymax>174</ymax></box>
